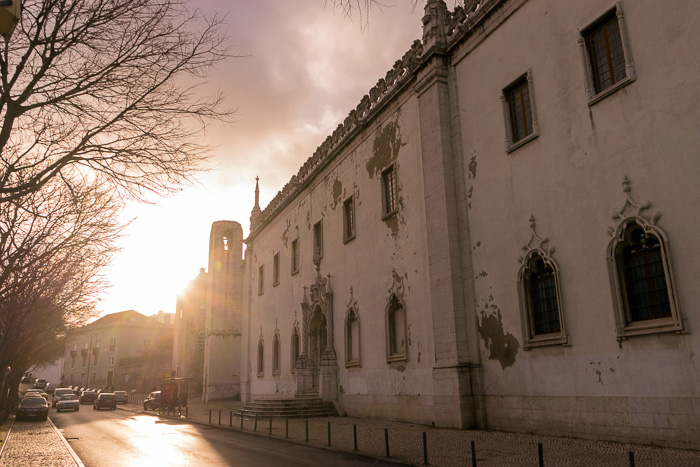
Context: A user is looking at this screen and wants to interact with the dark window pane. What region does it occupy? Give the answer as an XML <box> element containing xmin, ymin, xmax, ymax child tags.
<box><xmin>507</xmin><ymin>78</ymin><xmax>533</xmax><ymax>143</ymax></box>
<box><xmin>621</xmin><ymin>234</ymin><xmax>671</xmax><ymax>322</ymax></box>
<box><xmin>586</xmin><ymin>12</ymin><xmax>626</xmax><ymax>94</ymax></box>
<box><xmin>528</xmin><ymin>260</ymin><xmax>560</xmax><ymax>335</ymax></box>
<box><xmin>382</xmin><ymin>167</ymin><xmax>396</xmax><ymax>213</ymax></box>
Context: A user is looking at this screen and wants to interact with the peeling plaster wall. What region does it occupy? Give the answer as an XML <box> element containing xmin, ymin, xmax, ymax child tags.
<box><xmin>244</xmin><ymin>96</ymin><xmax>438</xmax><ymax>420</ymax></box>
<box><xmin>453</xmin><ymin>0</ymin><xmax>700</xmax><ymax>448</ymax></box>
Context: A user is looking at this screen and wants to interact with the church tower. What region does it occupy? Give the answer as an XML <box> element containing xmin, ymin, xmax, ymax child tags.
<box><xmin>202</xmin><ymin>220</ymin><xmax>243</xmax><ymax>401</ymax></box>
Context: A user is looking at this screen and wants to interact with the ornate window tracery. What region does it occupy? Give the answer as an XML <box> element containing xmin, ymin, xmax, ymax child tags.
<box><xmin>344</xmin><ymin>287</ymin><xmax>360</xmax><ymax>367</ymax></box>
<box><xmin>607</xmin><ymin>177</ymin><xmax>683</xmax><ymax>339</ymax></box>
<box><xmin>518</xmin><ymin>215</ymin><xmax>568</xmax><ymax>349</ymax></box>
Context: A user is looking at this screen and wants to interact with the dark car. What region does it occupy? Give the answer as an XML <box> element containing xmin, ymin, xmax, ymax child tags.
<box><xmin>52</xmin><ymin>388</ymin><xmax>74</xmax><ymax>407</ymax></box>
<box><xmin>56</xmin><ymin>394</ymin><xmax>80</xmax><ymax>412</ymax></box>
<box><xmin>16</xmin><ymin>396</ymin><xmax>49</xmax><ymax>421</ymax></box>
<box><xmin>79</xmin><ymin>390</ymin><xmax>97</xmax><ymax>404</ymax></box>
<box><xmin>114</xmin><ymin>390</ymin><xmax>128</xmax><ymax>404</ymax></box>
<box><xmin>143</xmin><ymin>391</ymin><xmax>161</xmax><ymax>411</ymax></box>
<box><xmin>93</xmin><ymin>393</ymin><xmax>117</xmax><ymax>410</ymax></box>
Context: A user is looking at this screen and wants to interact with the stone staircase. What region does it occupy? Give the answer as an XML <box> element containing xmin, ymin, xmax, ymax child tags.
<box><xmin>238</xmin><ymin>395</ymin><xmax>338</xmax><ymax>419</ymax></box>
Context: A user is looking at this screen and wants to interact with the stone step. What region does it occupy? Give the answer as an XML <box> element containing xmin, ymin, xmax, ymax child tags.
<box><xmin>238</xmin><ymin>396</ymin><xmax>338</xmax><ymax>419</ymax></box>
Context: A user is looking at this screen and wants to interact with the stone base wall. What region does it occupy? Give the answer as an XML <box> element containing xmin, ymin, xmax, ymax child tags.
<box><xmin>484</xmin><ymin>395</ymin><xmax>700</xmax><ymax>450</ymax></box>
<box><xmin>339</xmin><ymin>394</ymin><xmax>436</xmax><ymax>425</ymax></box>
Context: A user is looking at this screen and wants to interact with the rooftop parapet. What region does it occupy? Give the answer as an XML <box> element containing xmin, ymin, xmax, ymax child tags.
<box><xmin>249</xmin><ymin>0</ymin><xmax>492</xmax><ymax>237</ymax></box>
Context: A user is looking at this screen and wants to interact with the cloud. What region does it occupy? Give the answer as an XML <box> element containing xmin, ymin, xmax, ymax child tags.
<box><xmin>99</xmin><ymin>0</ymin><xmax>425</xmax><ymax>316</ymax></box>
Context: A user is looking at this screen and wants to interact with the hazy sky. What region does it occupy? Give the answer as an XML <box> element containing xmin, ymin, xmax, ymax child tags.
<box><xmin>97</xmin><ymin>1</ymin><xmax>425</xmax><ymax>318</ymax></box>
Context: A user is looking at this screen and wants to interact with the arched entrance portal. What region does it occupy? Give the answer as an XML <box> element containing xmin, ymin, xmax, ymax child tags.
<box><xmin>309</xmin><ymin>306</ymin><xmax>327</xmax><ymax>389</ymax></box>
<box><xmin>296</xmin><ymin>272</ymin><xmax>337</xmax><ymax>401</ymax></box>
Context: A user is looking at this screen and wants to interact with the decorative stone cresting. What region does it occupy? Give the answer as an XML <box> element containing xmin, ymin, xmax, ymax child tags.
<box><xmin>519</xmin><ymin>214</ymin><xmax>554</xmax><ymax>262</ymax></box>
<box><xmin>250</xmin><ymin>1</ymin><xmax>490</xmax><ymax>236</ymax></box>
<box><xmin>607</xmin><ymin>175</ymin><xmax>660</xmax><ymax>236</ymax></box>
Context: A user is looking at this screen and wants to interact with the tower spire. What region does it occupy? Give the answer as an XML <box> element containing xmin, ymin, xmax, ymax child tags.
<box><xmin>250</xmin><ymin>176</ymin><xmax>262</xmax><ymax>231</ymax></box>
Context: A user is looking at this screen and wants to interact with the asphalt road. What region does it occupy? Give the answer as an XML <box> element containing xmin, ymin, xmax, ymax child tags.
<box><xmin>50</xmin><ymin>407</ymin><xmax>402</xmax><ymax>467</ymax></box>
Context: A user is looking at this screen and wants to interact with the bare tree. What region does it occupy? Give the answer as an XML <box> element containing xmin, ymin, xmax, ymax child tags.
<box><xmin>0</xmin><ymin>179</ymin><xmax>122</xmax><ymax>412</ymax></box>
<box><xmin>326</xmin><ymin>0</ymin><xmax>466</xmax><ymax>30</ymax></box>
<box><xmin>0</xmin><ymin>0</ymin><xmax>233</xmax><ymax>203</ymax></box>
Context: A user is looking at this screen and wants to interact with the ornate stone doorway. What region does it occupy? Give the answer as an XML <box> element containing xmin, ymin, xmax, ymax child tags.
<box><xmin>296</xmin><ymin>271</ymin><xmax>337</xmax><ymax>401</ymax></box>
<box><xmin>309</xmin><ymin>306</ymin><xmax>327</xmax><ymax>390</ymax></box>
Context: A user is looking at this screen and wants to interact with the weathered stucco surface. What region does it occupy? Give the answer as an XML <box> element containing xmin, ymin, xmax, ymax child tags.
<box><xmin>201</xmin><ymin>0</ymin><xmax>700</xmax><ymax>449</ymax></box>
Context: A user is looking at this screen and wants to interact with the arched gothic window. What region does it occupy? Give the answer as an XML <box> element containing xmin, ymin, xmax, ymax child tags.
<box><xmin>257</xmin><ymin>338</ymin><xmax>264</xmax><ymax>377</ymax></box>
<box><xmin>291</xmin><ymin>328</ymin><xmax>300</xmax><ymax>374</ymax></box>
<box><xmin>518</xmin><ymin>251</ymin><xmax>568</xmax><ymax>348</ymax></box>
<box><xmin>386</xmin><ymin>294</ymin><xmax>407</xmax><ymax>362</ymax></box>
<box><xmin>608</xmin><ymin>219</ymin><xmax>682</xmax><ymax>338</ymax></box>
<box><xmin>272</xmin><ymin>333</ymin><xmax>280</xmax><ymax>376</ymax></box>
<box><xmin>345</xmin><ymin>308</ymin><xmax>360</xmax><ymax>367</ymax></box>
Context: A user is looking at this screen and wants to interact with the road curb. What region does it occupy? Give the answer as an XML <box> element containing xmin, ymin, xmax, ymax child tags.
<box><xmin>0</xmin><ymin>419</ymin><xmax>11</xmax><ymax>460</ymax></box>
<box><xmin>48</xmin><ymin>416</ymin><xmax>85</xmax><ymax>467</ymax></box>
<box><xmin>116</xmin><ymin>405</ymin><xmax>408</xmax><ymax>466</ymax></box>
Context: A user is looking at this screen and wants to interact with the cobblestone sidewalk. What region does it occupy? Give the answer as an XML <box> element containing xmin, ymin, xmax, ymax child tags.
<box><xmin>123</xmin><ymin>397</ymin><xmax>700</xmax><ymax>467</ymax></box>
<box><xmin>1</xmin><ymin>398</ymin><xmax>699</xmax><ymax>466</ymax></box>
<box><xmin>0</xmin><ymin>418</ymin><xmax>83</xmax><ymax>467</ymax></box>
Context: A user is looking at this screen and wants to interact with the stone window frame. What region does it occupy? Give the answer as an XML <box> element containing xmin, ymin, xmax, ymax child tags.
<box><xmin>606</xmin><ymin>177</ymin><xmax>684</xmax><ymax>340</ymax></box>
<box><xmin>257</xmin><ymin>264</ymin><xmax>264</xmax><ymax>295</ymax></box>
<box><xmin>272</xmin><ymin>252</ymin><xmax>280</xmax><ymax>286</ymax></box>
<box><xmin>385</xmin><ymin>293</ymin><xmax>408</xmax><ymax>363</ymax></box>
<box><xmin>272</xmin><ymin>332</ymin><xmax>281</xmax><ymax>376</ymax></box>
<box><xmin>578</xmin><ymin>3</ymin><xmax>635</xmax><ymax>106</ymax></box>
<box><xmin>517</xmin><ymin>219</ymin><xmax>569</xmax><ymax>349</ymax></box>
<box><xmin>381</xmin><ymin>163</ymin><xmax>398</xmax><ymax>220</ymax></box>
<box><xmin>257</xmin><ymin>337</ymin><xmax>264</xmax><ymax>377</ymax></box>
<box><xmin>108</xmin><ymin>357</ymin><xmax>115</xmax><ymax>367</ymax></box>
<box><xmin>109</xmin><ymin>337</ymin><xmax>116</xmax><ymax>351</ymax></box>
<box><xmin>344</xmin><ymin>288</ymin><xmax>361</xmax><ymax>368</ymax></box>
<box><xmin>607</xmin><ymin>218</ymin><xmax>683</xmax><ymax>339</ymax></box>
<box><xmin>501</xmin><ymin>68</ymin><xmax>539</xmax><ymax>153</ymax></box>
<box><xmin>313</xmin><ymin>220</ymin><xmax>323</xmax><ymax>262</ymax></box>
<box><xmin>290</xmin><ymin>326</ymin><xmax>300</xmax><ymax>375</ymax></box>
<box><xmin>290</xmin><ymin>238</ymin><xmax>299</xmax><ymax>276</ymax></box>
<box><xmin>343</xmin><ymin>195</ymin><xmax>356</xmax><ymax>244</ymax></box>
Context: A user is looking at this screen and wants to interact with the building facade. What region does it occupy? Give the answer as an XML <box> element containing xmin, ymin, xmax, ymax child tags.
<box><xmin>206</xmin><ymin>0</ymin><xmax>700</xmax><ymax>449</ymax></box>
<box><xmin>62</xmin><ymin>310</ymin><xmax>173</xmax><ymax>392</ymax></box>
<box><xmin>173</xmin><ymin>268</ymin><xmax>208</xmax><ymax>395</ymax></box>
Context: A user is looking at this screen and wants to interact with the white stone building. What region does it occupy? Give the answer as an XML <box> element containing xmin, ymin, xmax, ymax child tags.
<box><xmin>205</xmin><ymin>0</ymin><xmax>700</xmax><ymax>449</ymax></box>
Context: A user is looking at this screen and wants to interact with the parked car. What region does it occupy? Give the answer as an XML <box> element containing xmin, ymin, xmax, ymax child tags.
<box><xmin>114</xmin><ymin>391</ymin><xmax>128</xmax><ymax>404</ymax></box>
<box><xmin>93</xmin><ymin>393</ymin><xmax>117</xmax><ymax>410</ymax></box>
<box><xmin>52</xmin><ymin>388</ymin><xmax>74</xmax><ymax>407</ymax></box>
<box><xmin>33</xmin><ymin>378</ymin><xmax>47</xmax><ymax>389</ymax></box>
<box><xmin>56</xmin><ymin>394</ymin><xmax>80</xmax><ymax>412</ymax></box>
<box><xmin>79</xmin><ymin>390</ymin><xmax>97</xmax><ymax>404</ymax></box>
<box><xmin>20</xmin><ymin>376</ymin><xmax>31</xmax><ymax>384</ymax></box>
<box><xmin>16</xmin><ymin>396</ymin><xmax>49</xmax><ymax>421</ymax></box>
<box><xmin>143</xmin><ymin>391</ymin><xmax>161</xmax><ymax>411</ymax></box>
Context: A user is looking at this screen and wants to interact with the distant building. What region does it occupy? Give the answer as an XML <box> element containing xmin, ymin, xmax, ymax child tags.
<box><xmin>172</xmin><ymin>268</ymin><xmax>208</xmax><ymax>395</ymax></box>
<box><xmin>204</xmin><ymin>0</ymin><xmax>700</xmax><ymax>450</ymax></box>
<box><xmin>152</xmin><ymin>310</ymin><xmax>175</xmax><ymax>326</ymax></box>
<box><xmin>62</xmin><ymin>310</ymin><xmax>173</xmax><ymax>391</ymax></box>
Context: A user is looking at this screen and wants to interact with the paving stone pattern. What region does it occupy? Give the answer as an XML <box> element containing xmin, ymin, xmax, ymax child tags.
<box><xmin>0</xmin><ymin>420</ymin><xmax>79</xmax><ymax>467</ymax></box>
<box><xmin>132</xmin><ymin>397</ymin><xmax>700</xmax><ymax>467</ymax></box>
<box><xmin>2</xmin><ymin>396</ymin><xmax>699</xmax><ymax>466</ymax></box>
